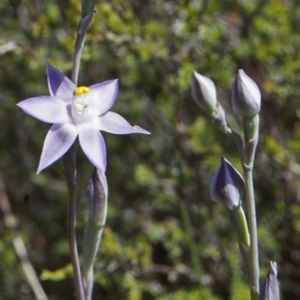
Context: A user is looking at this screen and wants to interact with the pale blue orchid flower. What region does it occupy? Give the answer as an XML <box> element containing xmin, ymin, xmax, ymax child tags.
<box><xmin>17</xmin><ymin>64</ymin><xmax>150</xmax><ymax>173</ymax></box>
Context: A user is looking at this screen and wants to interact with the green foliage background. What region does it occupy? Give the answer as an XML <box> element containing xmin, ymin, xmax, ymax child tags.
<box><xmin>1</xmin><ymin>0</ymin><xmax>300</xmax><ymax>299</ymax></box>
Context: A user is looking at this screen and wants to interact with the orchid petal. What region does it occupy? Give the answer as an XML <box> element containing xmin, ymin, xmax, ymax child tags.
<box><xmin>37</xmin><ymin>123</ymin><xmax>78</xmax><ymax>173</ymax></box>
<box><xmin>78</xmin><ymin>124</ymin><xmax>107</xmax><ymax>172</ymax></box>
<box><xmin>17</xmin><ymin>96</ymin><xmax>72</xmax><ymax>124</ymax></box>
<box><xmin>47</xmin><ymin>63</ymin><xmax>75</xmax><ymax>101</ymax></box>
<box><xmin>88</xmin><ymin>80</ymin><xmax>119</xmax><ymax>116</ymax></box>
<box><xmin>97</xmin><ymin>112</ymin><xmax>151</xmax><ymax>135</ymax></box>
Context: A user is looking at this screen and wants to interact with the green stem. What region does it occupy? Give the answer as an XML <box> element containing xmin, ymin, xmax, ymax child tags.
<box><xmin>84</xmin><ymin>269</ymin><xmax>94</xmax><ymax>300</ymax></box>
<box><xmin>243</xmin><ymin>167</ymin><xmax>259</xmax><ymax>300</ymax></box>
<box><xmin>63</xmin><ymin>151</ymin><xmax>85</xmax><ymax>300</ymax></box>
<box><xmin>242</xmin><ymin>115</ymin><xmax>260</xmax><ymax>300</ymax></box>
<box><xmin>72</xmin><ymin>13</ymin><xmax>93</xmax><ymax>85</ymax></box>
<box><xmin>72</xmin><ymin>34</ymin><xmax>84</xmax><ymax>85</ymax></box>
<box><xmin>222</xmin><ymin>118</ymin><xmax>260</xmax><ymax>299</ymax></box>
<box><xmin>66</xmin><ymin>11</ymin><xmax>94</xmax><ymax>300</ymax></box>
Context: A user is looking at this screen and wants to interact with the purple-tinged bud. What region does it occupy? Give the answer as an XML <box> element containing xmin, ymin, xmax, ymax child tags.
<box><xmin>259</xmin><ymin>261</ymin><xmax>280</xmax><ymax>300</ymax></box>
<box><xmin>231</xmin><ymin>69</ymin><xmax>261</xmax><ymax>117</ymax></box>
<box><xmin>86</xmin><ymin>168</ymin><xmax>108</xmax><ymax>224</ymax></box>
<box><xmin>210</xmin><ymin>157</ymin><xmax>245</xmax><ymax>210</ymax></box>
<box><xmin>192</xmin><ymin>71</ymin><xmax>218</xmax><ymax>118</ymax></box>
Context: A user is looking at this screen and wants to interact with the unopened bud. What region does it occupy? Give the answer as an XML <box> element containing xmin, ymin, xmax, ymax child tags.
<box><xmin>210</xmin><ymin>157</ymin><xmax>245</xmax><ymax>210</ymax></box>
<box><xmin>86</xmin><ymin>168</ymin><xmax>108</xmax><ymax>224</ymax></box>
<box><xmin>231</xmin><ymin>69</ymin><xmax>261</xmax><ymax>117</ymax></box>
<box><xmin>259</xmin><ymin>261</ymin><xmax>280</xmax><ymax>300</ymax></box>
<box><xmin>192</xmin><ymin>71</ymin><xmax>218</xmax><ymax>118</ymax></box>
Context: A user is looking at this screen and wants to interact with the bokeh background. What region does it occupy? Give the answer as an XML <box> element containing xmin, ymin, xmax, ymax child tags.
<box><xmin>1</xmin><ymin>0</ymin><xmax>300</xmax><ymax>299</ymax></box>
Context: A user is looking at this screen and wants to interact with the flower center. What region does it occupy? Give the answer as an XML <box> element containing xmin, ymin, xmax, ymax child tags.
<box><xmin>74</xmin><ymin>86</ymin><xmax>89</xmax><ymax>96</ymax></box>
<box><xmin>72</xmin><ymin>86</ymin><xmax>91</xmax><ymax>122</ymax></box>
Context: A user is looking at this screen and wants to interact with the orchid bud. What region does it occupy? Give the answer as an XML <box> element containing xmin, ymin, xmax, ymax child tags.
<box><xmin>83</xmin><ymin>168</ymin><xmax>108</xmax><ymax>277</ymax></box>
<box><xmin>259</xmin><ymin>261</ymin><xmax>280</xmax><ymax>300</ymax></box>
<box><xmin>210</xmin><ymin>157</ymin><xmax>245</xmax><ymax>210</ymax></box>
<box><xmin>231</xmin><ymin>69</ymin><xmax>261</xmax><ymax>117</ymax></box>
<box><xmin>86</xmin><ymin>168</ymin><xmax>108</xmax><ymax>225</ymax></box>
<box><xmin>192</xmin><ymin>71</ymin><xmax>218</xmax><ymax>118</ymax></box>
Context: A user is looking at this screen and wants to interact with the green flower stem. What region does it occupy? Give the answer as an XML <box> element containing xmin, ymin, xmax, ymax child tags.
<box><xmin>243</xmin><ymin>167</ymin><xmax>259</xmax><ymax>300</ymax></box>
<box><xmin>64</xmin><ymin>10</ymin><xmax>94</xmax><ymax>300</ymax></box>
<box><xmin>243</xmin><ymin>116</ymin><xmax>260</xmax><ymax>168</ymax></box>
<box><xmin>84</xmin><ymin>269</ymin><xmax>94</xmax><ymax>300</ymax></box>
<box><xmin>243</xmin><ymin>115</ymin><xmax>260</xmax><ymax>300</ymax></box>
<box><xmin>72</xmin><ymin>12</ymin><xmax>93</xmax><ymax>85</ymax></box>
<box><xmin>222</xmin><ymin>119</ymin><xmax>260</xmax><ymax>299</ymax></box>
<box><xmin>63</xmin><ymin>149</ymin><xmax>85</xmax><ymax>300</ymax></box>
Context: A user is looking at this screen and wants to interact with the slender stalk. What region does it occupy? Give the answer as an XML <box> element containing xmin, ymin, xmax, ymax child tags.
<box><xmin>72</xmin><ymin>39</ymin><xmax>83</xmax><ymax>85</ymax></box>
<box><xmin>242</xmin><ymin>115</ymin><xmax>260</xmax><ymax>299</ymax></box>
<box><xmin>243</xmin><ymin>167</ymin><xmax>259</xmax><ymax>300</ymax></box>
<box><xmin>223</xmin><ymin>118</ymin><xmax>260</xmax><ymax>299</ymax></box>
<box><xmin>84</xmin><ymin>269</ymin><xmax>94</xmax><ymax>300</ymax></box>
<box><xmin>64</xmin><ymin>10</ymin><xmax>94</xmax><ymax>300</ymax></box>
<box><xmin>72</xmin><ymin>12</ymin><xmax>93</xmax><ymax>84</ymax></box>
<box><xmin>63</xmin><ymin>151</ymin><xmax>85</xmax><ymax>300</ymax></box>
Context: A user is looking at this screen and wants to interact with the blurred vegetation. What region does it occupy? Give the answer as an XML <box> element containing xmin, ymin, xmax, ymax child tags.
<box><xmin>0</xmin><ymin>0</ymin><xmax>300</xmax><ymax>299</ymax></box>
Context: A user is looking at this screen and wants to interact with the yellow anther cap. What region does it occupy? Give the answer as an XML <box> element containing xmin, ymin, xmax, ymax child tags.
<box><xmin>74</xmin><ymin>86</ymin><xmax>90</xmax><ymax>96</ymax></box>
